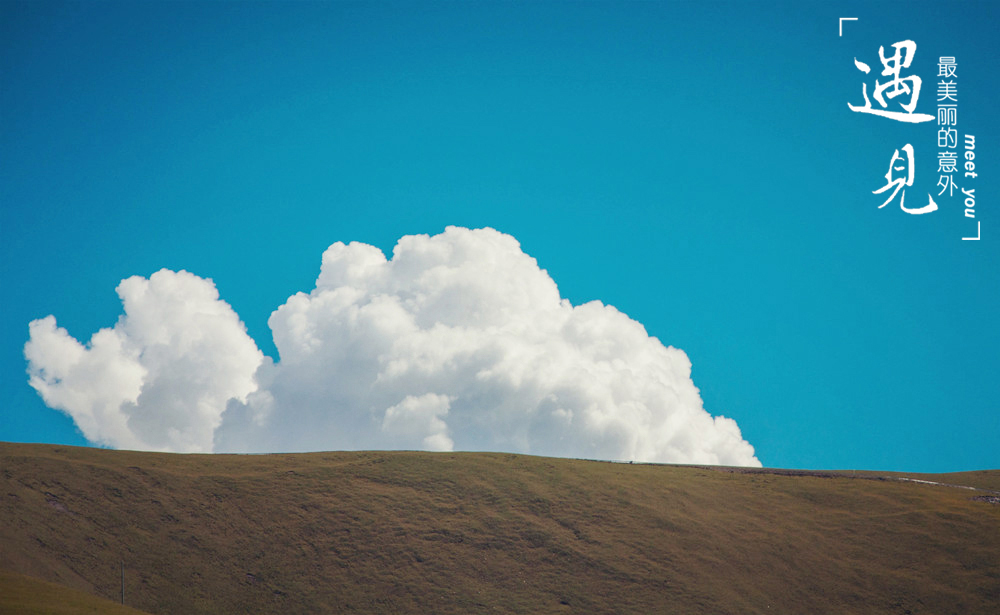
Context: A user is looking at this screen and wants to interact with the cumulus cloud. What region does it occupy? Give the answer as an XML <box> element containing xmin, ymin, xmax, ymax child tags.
<box><xmin>25</xmin><ymin>270</ymin><xmax>263</xmax><ymax>452</ymax></box>
<box><xmin>26</xmin><ymin>227</ymin><xmax>761</xmax><ymax>466</ymax></box>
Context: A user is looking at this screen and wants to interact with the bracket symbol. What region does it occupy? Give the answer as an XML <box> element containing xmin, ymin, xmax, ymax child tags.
<box><xmin>840</xmin><ymin>17</ymin><xmax>858</xmax><ymax>37</ymax></box>
<box><xmin>962</xmin><ymin>222</ymin><xmax>981</xmax><ymax>241</ymax></box>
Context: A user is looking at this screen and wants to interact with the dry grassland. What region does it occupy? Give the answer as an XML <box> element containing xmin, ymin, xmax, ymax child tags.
<box><xmin>2</xmin><ymin>443</ymin><xmax>997</xmax><ymax>614</ymax></box>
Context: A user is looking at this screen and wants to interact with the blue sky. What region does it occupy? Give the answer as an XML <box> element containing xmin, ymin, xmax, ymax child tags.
<box><xmin>2</xmin><ymin>0</ymin><xmax>997</xmax><ymax>471</ymax></box>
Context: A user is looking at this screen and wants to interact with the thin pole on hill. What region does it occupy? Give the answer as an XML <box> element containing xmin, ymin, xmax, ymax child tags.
<box><xmin>121</xmin><ymin>560</ymin><xmax>124</xmax><ymax>605</ymax></box>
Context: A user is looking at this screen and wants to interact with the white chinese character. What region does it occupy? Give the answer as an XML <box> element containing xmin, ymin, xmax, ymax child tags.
<box><xmin>937</xmin><ymin>175</ymin><xmax>956</xmax><ymax>197</ymax></box>
<box><xmin>849</xmin><ymin>41</ymin><xmax>933</xmax><ymax>123</ymax></box>
<box><xmin>937</xmin><ymin>152</ymin><xmax>958</xmax><ymax>174</ymax></box>
<box><xmin>938</xmin><ymin>128</ymin><xmax>958</xmax><ymax>148</ymax></box>
<box><xmin>872</xmin><ymin>144</ymin><xmax>938</xmax><ymax>214</ymax></box>
<box><xmin>937</xmin><ymin>107</ymin><xmax>957</xmax><ymax>126</ymax></box>
<box><xmin>937</xmin><ymin>81</ymin><xmax>958</xmax><ymax>102</ymax></box>
<box><xmin>937</xmin><ymin>57</ymin><xmax>956</xmax><ymax>78</ymax></box>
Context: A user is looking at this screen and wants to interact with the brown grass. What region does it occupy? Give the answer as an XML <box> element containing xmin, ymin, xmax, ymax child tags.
<box><xmin>2</xmin><ymin>442</ymin><xmax>998</xmax><ymax>614</ymax></box>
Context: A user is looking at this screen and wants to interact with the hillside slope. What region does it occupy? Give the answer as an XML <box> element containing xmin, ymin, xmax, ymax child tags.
<box><xmin>0</xmin><ymin>568</ymin><xmax>153</xmax><ymax>615</ymax></box>
<box><xmin>2</xmin><ymin>443</ymin><xmax>998</xmax><ymax>614</ymax></box>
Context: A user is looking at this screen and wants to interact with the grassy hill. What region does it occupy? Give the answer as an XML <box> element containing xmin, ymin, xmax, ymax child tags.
<box><xmin>1</xmin><ymin>442</ymin><xmax>998</xmax><ymax>614</ymax></box>
<box><xmin>0</xmin><ymin>568</ymin><xmax>153</xmax><ymax>615</ymax></box>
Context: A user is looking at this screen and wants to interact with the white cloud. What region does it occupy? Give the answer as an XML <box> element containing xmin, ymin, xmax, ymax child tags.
<box><xmin>382</xmin><ymin>393</ymin><xmax>454</xmax><ymax>452</ymax></box>
<box><xmin>25</xmin><ymin>270</ymin><xmax>263</xmax><ymax>452</ymax></box>
<box><xmin>26</xmin><ymin>227</ymin><xmax>761</xmax><ymax>466</ymax></box>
